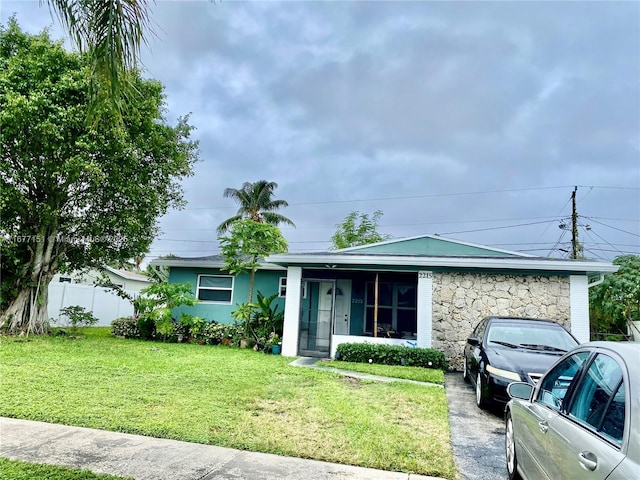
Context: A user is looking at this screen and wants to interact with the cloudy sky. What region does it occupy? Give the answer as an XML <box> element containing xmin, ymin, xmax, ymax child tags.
<box><xmin>3</xmin><ymin>1</ymin><xmax>639</xmax><ymax>263</ymax></box>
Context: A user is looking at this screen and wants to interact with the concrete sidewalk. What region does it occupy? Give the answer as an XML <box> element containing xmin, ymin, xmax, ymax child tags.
<box><xmin>0</xmin><ymin>417</ymin><xmax>443</xmax><ymax>480</ymax></box>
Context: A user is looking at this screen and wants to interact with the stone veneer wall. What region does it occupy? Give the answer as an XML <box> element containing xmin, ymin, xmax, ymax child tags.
<box><xmin>432</xmin><ymin>272</ymin><xmax>571</xmax><ymax>369</ymax></box>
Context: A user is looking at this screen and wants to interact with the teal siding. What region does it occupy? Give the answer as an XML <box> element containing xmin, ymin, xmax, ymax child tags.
<box><xmin>352</xmin><ymin>237</ymin><xmax>518</xmax><ymax>257</ymax></box>
<box><xmin>168</xmin><ymin>267</ymin><xmax>284</xmax><ymax>324</ymax></box>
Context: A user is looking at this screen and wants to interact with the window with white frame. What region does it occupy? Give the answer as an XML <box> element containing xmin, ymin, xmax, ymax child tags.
<box><xmin>279</xmin><ymin>277</ymin><xmax>307</xmax><ymax>298</ymax></box>
<box><xmin>197</xmin><ymin>275</ymin><xmax>233</xmax><ymax>303</ymax></box>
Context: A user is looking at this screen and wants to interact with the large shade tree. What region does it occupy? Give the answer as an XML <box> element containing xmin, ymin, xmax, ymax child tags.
<box><xmin>217</xmin><ymin>180</ymin><xmax>295</xmax><ymax>235</ymax></box>
<box><xmin>0</xmin><ymin>20</ymin><xmax>199</xmax><ymax>335</ymax></box>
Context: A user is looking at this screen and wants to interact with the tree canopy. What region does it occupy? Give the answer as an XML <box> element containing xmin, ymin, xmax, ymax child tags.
<box><xmin>589</xmin><ymin>255</ymin><xmax>640</xmax><ymax>338</ymax></box>
<box><xmin>217</xmin><ymin>180</ymin><xmax>295</xmax><ymax>235</ymax></box>
<box><xmin>218</xmin><ymin>219</ymin><xmax>288</xmax><ymax>304</ymax></box>
<box><xmin>0</xmin><ymin>19</ymin><xmax>199</xmax><ymax>334</ymax></box>
<box><xmin>331</xmin><ymin>210</ymin><xmax>390</xmax><ymax>250</ymax></box>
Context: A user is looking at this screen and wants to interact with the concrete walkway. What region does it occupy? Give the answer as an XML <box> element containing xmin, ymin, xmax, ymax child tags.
<box><xmin>289</xmin><ymin>357</ymin><xmax>445</xmax><ymax>388</ymax></box>
<box><xmin>0</xmin><ymin>358</ymin><xmax>447</xmax><ymax>480</ymax></box>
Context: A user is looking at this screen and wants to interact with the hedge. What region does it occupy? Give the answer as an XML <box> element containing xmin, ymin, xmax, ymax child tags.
<box><xmin>110</xmin><ymin>317</ymin><xmax>140</xmax><ymax>338</ymax></box>
<box><xmin>335</xmin><ymin>343</ymin><xmax>448</xmax><ymax>370</ymax></box>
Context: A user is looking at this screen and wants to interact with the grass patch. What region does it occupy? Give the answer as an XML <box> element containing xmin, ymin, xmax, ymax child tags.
<box><xmin>0</xmin><ymin>458</ymin><xmax>132</xmax><ymax>480</ymax></box>
<box><xmin>322</xmin><ymin>360</ymin><xmax>445</xmax><ymax>384</ymax></box>
<box><xmin>0</xmin><ymin>328</ymin><xmax>456</xmax><ymax>479</ymax></box>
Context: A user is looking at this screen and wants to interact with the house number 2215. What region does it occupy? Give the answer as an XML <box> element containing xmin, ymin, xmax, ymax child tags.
<box><xmin>418</xmin><ymin>271</ymin><xmax>433</xmax><ymax>279</ymax></box>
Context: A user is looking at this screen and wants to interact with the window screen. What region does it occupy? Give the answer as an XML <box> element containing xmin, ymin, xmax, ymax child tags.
<box><xmin>197</xmin><ymin>275</ymin><xmax>232</xmax><ymax>303</ymax></box>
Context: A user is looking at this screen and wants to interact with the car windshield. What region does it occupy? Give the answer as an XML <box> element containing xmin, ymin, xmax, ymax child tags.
<box><xmin>486</xmin><ymin>322</ymin><xmax>578</xmax><ymax>352</ymax></box>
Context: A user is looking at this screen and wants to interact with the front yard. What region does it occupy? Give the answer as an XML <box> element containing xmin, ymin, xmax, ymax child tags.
<box><xmin>0</xmin><ymin>328</ymin><xmax>456</xmax><ymax>479</ymax></box>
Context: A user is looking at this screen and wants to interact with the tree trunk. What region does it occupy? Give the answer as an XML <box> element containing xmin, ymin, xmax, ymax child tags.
<box><xmin>0</xmin><ymin>227</ymin><xmax>59</xmax><ymax>335</ymax></box>
<box><xmin>248</xmin><ymin>268</ymin><xmax>256</xmax><ymax>304</ymax></box>
<box><xmin>1</xmin><ymin>282</ymin><xmax>51</xmax><ymax>335</ymax></box>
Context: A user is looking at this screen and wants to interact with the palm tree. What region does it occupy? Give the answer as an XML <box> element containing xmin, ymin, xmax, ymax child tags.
<box><xmin>45</xmin><ymin>0</ymin><xmax>153</xmax><ymax>119</ymax></box>
<box><xmin>217</xmin><ymin>180</ymin><xmax>296</xmax><ymax>235</ymax></box>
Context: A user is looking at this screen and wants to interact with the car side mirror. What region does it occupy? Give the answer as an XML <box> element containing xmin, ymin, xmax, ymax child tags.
<box><xmin>507</xmin><ymin>382</ymin><xmax>534</xmax><ymax>401</ymax></box>
<box><xmin>466</xmin><ymin>336</ymin><xmax>480</xmax><ymax>347</ymax></box>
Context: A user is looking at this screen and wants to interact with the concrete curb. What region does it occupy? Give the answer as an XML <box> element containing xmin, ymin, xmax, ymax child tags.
<box><xmin>0</xmin><ymin>417</ymin><xmax>444</xmax><ymax>480</ymax></box>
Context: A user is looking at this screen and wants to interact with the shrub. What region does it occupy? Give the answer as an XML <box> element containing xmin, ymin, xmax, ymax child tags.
<box><xmin>56</xmin><ymin>305</ymin><xmax>99</xmax><ymax>331</ymax></box>
<box><xmin>137</xmin><ymin>315</ymin><xmax>156</xmax><ymax>340</ymax></box>
<box><xmin>202</xmin><ymin>321</ymin><xmax>242</xmax><ymax>346</ymax></box>
<box><xmin>111</xmin><ymin>317</ymin><xmax>140</xmax><ymax>338</ymax></box>
<box><xmin>180</xmin><ymin>314</ymin><xmax>206</xmax><ymax>339</ymax></box>
<box><xmin>173</xmin><ymin>319</ymin><xmax>188</xmax><ymax>338</ymax></box>
<box><xmin>335</xmin><ymin>343</ymin><xmax>448</xmax><ymax>370</ymax></box>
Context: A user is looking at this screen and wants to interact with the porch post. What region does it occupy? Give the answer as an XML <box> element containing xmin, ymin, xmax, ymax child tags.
<box><xmin>569</xmin><ymin>275</ymin><xmax>590</xmax><ymax>343</ymax></box>
<box><xmin>417</xmin><ymin>271</ymin><xmax>433</xmax><ymax>348</ymax></box>
<box><xmin>282</xmin><ymin>266</ymin><xmax>302</xmax><ymax>356</ymax></box>
<box><xmin>373</xmin><ymin>273</ymin><xmax>379</xmax><ymax>337</ymax></box>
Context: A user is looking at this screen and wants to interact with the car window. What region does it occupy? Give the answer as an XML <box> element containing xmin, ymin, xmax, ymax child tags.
<box><xmin>473</xmin><ymin>318</ymin><xmax>488</xmax><ymax>340</ymax></box>
<box><xmin>537</xmin><ymin>351</ymin><xmax>590</xmax><ymax>410</ymax></box>
<box><xmin>568</xmin><ymin>353</ymin><xmax>625</xmax><ymax>445</ymax></box>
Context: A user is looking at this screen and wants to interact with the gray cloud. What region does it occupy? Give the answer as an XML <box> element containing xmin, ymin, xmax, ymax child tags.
<box><xmin>2</xmin><ymin>0</ymin><xmax>638</xmax><ymax>261</ymax></box>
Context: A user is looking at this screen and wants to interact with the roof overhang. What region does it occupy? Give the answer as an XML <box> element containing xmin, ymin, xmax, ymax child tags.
<box><xmin>265</xmin><ymin>253</ymin><xmax>619</xmax><ymax>276</ymax></box>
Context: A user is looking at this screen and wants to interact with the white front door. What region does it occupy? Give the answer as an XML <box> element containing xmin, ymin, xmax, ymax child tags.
<box><xmin>333</xmin><ymin>280</ymin><xmax>351</xmax><ymax>335</ymax></box>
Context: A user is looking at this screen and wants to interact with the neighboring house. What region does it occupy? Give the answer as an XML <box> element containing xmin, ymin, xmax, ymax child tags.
<box><xmin>152</xmin><ymin>235</ymin><xmax>618</xmax><ymax>366</ymax></box>
<box><xmin>52</xmin><ymin>266</ymin><xmax>152</xmax><ymax>292</ymax></box>
<box><xmin>49</xmin><ymin>266</ymin><xmax>152</xmax><ymax>326</ymax></box>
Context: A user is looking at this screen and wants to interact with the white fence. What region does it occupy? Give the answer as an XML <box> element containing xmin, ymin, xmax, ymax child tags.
<box><xmin>48</xmin><ymin>283</ymin><xmax>135</xmax><ymax>327</ymax></box>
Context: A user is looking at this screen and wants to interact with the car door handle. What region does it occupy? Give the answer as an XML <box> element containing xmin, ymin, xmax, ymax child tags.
<box><xmin>538</xmin><ymin>421</ymin><xmax>549</xmax><ymax>433</ymax></box>
<box><xmin>578</xmin><ymin>451</ymin><xmax>598</xmax><ymax>471</ymax></box>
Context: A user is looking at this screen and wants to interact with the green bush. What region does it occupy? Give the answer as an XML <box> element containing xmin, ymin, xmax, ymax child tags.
<box><xmin>201</xmin><ymin>321</ymin><xmax>242</xmax><ymax>346</ymax></box>
<box><xmin>111</xmin><ymin>317</ymin><xmax>140</xmax><ymax>338</ymax></box>
<box><xmin>136</xmin><ymin>315</ymin><xmax>156</xmax><ymax>340</ymax></box>
<box><xmin>335</xmin><ymin>343</ymin><xmax>448</xmax><ymax>370</ymax></box>
<box><xmin>57</xmin><ymin>305</ymin><xmax>99</xmax><ymax>330</ymax></box>
<box><xmin>180</xmin><ymin>314</ymin><xmax>206</xmax><ymax>339</ymax></box>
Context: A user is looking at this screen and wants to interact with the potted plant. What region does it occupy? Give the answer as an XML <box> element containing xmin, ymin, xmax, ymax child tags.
<box><xmin>267</xmin><ymin>332</ymin><xmax>282</xmax><ymax>355</ymax></box>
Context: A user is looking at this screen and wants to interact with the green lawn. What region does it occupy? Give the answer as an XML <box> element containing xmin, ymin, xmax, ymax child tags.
<box><xmin>0</xmin><ymin>458</ymin><xmax>132</xmax><ymax>480</ymax></box>
<box><xmin>0</xmin><ymin>328</ymin><xmax>456</xmax><ymax>479</ymax></box>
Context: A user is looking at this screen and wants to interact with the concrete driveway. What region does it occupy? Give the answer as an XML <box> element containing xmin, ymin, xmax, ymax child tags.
<box><xmin>445</xmin><ymin>373</ymin><xmax>508</xmax><ymax>480</ymax></box>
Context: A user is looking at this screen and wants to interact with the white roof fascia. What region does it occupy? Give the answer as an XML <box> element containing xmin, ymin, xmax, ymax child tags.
<box><xmin>151</xmin><ymin>258</ymin><xmax>286</xmax><ymax>271</ymax></box>
<box><xmin>337</xmin><ymin>233</ymin><xmax>537</xmax><ymax>257</ymax></box>
<box><xmin>151</xmin><ymin>258</ymin><xmax>225</xmax><ymax>268</ymax></box>
<box><xmin>265</xmin><ymin>254</ymin><xmax>618</xmax><ymax>274</ymax></box>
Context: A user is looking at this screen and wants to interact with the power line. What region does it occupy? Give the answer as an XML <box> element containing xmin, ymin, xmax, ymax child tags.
<box><xmin>437</xmin><ymin>219</ymin><xmax>557</xmax><ymax>236</ymax></box>
<box><xmin>585</xmin><ymin>218</ymin><xmax>640</xmax><ymax>237</ymax></box>
<box><xmin>180</xmin><ymin>184</ymin><xmax>639</xmax><ymax>211</ymax></box>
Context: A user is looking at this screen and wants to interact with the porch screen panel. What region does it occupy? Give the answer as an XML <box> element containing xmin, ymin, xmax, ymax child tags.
<box><xmin>364</xmin><ymin>282</ymin><xmax>416</xmax><ymax>338</ymax></box>
<box><xmin>298</xmin><ymin>281</ymin><xmax>330</xmax><ymax>355</ymax></box>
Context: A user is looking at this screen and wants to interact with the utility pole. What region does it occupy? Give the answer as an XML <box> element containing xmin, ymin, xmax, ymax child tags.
<box><xmin>570</xmin><ymin>186</ymin><xmax>581</xmax><ymax>259</ymax></box>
